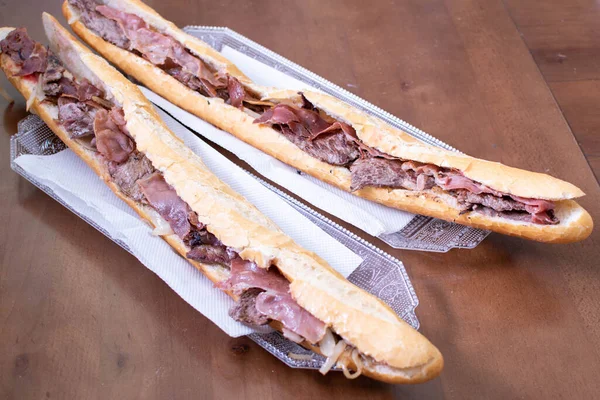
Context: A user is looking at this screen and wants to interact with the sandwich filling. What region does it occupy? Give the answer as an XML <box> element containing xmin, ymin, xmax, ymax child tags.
<box><xmin>69</xmin><ymin>0</ymin><xmax>559</xmax><ymax>226</ymax></box>
<box><xmin>1</xmin><ymin>28</ymin><xmax>333</xmax><ymax>348</ymax></box>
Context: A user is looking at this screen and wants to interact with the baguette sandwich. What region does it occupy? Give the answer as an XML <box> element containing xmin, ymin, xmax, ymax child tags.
<box><xmin>0</xmin><ymin>14</ymin><xmax>444</xmax><ymax>384</ymax></box>
<box><xmin>63</xmin><ymin>0</ymin><xmax>593</xmax><ymax>243</ymax></box>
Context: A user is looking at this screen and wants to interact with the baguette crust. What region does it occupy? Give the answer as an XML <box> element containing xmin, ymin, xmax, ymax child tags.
<box><xmin>3</xmin><ymin>16</ymin><xmax>444</xmax><ymax>383</ymax></box>
<box><xmin>63</xmin><ymin>0</ymin><xmax>593</xmax><ymax>243</ymax></box>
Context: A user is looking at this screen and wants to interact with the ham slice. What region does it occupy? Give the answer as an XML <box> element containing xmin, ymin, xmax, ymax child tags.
<box><xmin>510</xmin><ymin>195</ymin><xmax>554</xmax><ymax>214</ymax></box>
<box><xmin>227</xmin><ymin>76</ymin><xmax>246</xmax><ymax>109</ymax></box>
<box><xmin>221</xmin><ymin>258</ymin><xmax>290</xmax><ymax>295</ymax></box>
<box><xmin>137</xmin><ymin>172</ymin><xmax>193</xmax><ymax>239</ymax></box>
<box><xmin>95</xmin><ymin>5</ymin><xmax>145</xmax><ymax>32</ymax></box>
<box><xmin>220</xmin><ymin>258</ymin><xmax>326</xmax><ymax>344</ymax></box>
<box><xmin>255</xmin><ymin>292</ymin><xmax>327</xmax><ymax>344</ymax></box>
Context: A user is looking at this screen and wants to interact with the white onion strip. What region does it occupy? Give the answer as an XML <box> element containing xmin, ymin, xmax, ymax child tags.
<box><xmin>319</xmin><ymin>340</ymin><xmax>346</xmax><ymax>375</ymax></box>
<box><xmin>340</xmin><ymin>348</ymin><xmax>363</xmax><ymax>379</ymax></box>
<box><xmin>288</xmin><ymin>352</ymin><xmax>313</xmax><ymax>361</ymax></box>
<box><xmin>26</xmin><ymin>78</ymin><xmax>45</xmax><ymax>111</ymax></box>
<box><xmin>242</xmin><ymin>107</ymin><xmax>261</xmax><ymax>119</ymax></box>
<box><xmin>318</xmin><ymin>328</ymin><xmax>335</xmax><ymax>357</ymax></box>
<box><xmin>151</xmin><ymin>225</ymin><xmax>174</xmax><ymax>236</ymax></box>
<box><xmin>147</xmin><ymin>210</ymin><xmax>174</xmax><ymax>236</ymax></box>
<box><xmin>282</xmin><ymin>328</ymin><xmax>304</xmax><ymax>344</ymax></box>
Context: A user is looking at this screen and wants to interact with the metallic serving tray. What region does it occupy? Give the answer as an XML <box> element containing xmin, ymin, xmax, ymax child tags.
<box><xmin>11</xmin><ymin>114</ymin><xmax>418</xmax><ymax>370</ymax></box>
<box><xmin>182</xmin><ymin>26</ymin><xmax>490</xmax><ymax>252</ymax></box>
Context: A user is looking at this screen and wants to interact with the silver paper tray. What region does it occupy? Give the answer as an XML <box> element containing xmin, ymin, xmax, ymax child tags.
<box><xmin>181</xmin><ymin>25</ymin><xmax>491</xmax><ymax>252</ymax></box>
<box><xmin>11</xmin><ymin>114</ymin><xmax>419</xmax><ymax>371</ymax></box>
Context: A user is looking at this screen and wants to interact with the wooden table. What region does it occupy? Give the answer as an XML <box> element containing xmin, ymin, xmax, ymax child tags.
<box><xmin>1</xmin><ymin>1</ymin><xmax>599</xmax><ymax>399</ymax></box>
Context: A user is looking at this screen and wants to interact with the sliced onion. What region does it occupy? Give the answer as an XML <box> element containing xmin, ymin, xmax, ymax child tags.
<box><xmin>26</xmin><ymin>78</ymin><xmax>45</xmax><ymax>111</ymax></box>
<box><xmin>340</xmin><ymin>348</ymin><xmax>363</xmax><ymax>379</ymax></box>
<box><xmin>243</xmin><ymin>98</ymin><xmax>275</xmax><ymax>107</ymax></box>
<box><xmin>282</xmin><ymin>328</ymin><xmax>304</xmax><ymax>344</ymax></box>
<box><xmin>146</xmin><ymin>210</ymin><xmax>173</xmax><ymax>236</ymax></box>
<box><xmin>91</xmin><ymin>95</ymin><xmax>113</xmax><ymax>109</ymax></box>
<box><xmin>288</xmin><ymin>352</ymin><xmax>313</xmax><ymax>361</ymax></box>
<box><xmin>319</xmin><ymin>340</ymin><xmax>346</xmax><ymax>375</ymax></box>
<box><xmin>151</xmin><ymin>221</ymin><xmax>174</xmax><ymax>236</ymax></box>
<box><xmin>0</xmin><ymin>85</ymin><xmax>13</xmax><ymax>103</ymax></box>
<box><xmin>242</xmin><ymin>107</ymin><xmax>261</xmax><ymax>119</ymax></box>
<box><xmin>318</xmin><ymin>328</ymin><xmax>335</xmax><ymax>357</ymax></box>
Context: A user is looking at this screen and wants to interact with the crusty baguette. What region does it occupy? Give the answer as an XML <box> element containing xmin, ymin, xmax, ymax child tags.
<box><xmin>1</xmin><ymin>15</ymin><xmax>444</xmax><ymax>384</ymax></box>
<box><xmin>63</xmin><ymin>0</ymin><xmax>593</xmax><ymax>243</ymax></box>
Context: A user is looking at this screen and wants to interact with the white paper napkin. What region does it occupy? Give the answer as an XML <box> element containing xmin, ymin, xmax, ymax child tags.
<box><xmin>140</xmin><ymin>45</ymin><xmax>416</xmax><ymax>237</ymax></box>
<box><xmin>14</xmin><ymin>108</ymin><xmax>362</xmax><ymax>337</ymax></box>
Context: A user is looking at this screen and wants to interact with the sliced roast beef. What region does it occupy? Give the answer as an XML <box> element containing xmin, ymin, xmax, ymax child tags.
<box><xmin>14</xmin><ymin>43</ymin><xmax>47</xmax><ymax>77</ymax></box>
<box><xmin>229</xmin><ymin>288</ymin><xmax>270</xmax><ymax>326</ymax></box>
<box><xmin>0</xmin><ymin>27</ymin><xmax>36</xmax><ymax>64</ymax></box>
<box><xmin>281</xmin><ymin>126</ymin><xmax>360</xmax><ymax>166</ymax></box>
<box><xmin>165</xmin><ymin>66</ymin><xmax>204</xmax><ymax>91</ymax></box>
<box><xmin>107</xmin><ymin>152</ymin><xmax>155</xmax><ymax>202</ymax></box>
<box><xmin>75</xmin><ymin>80</ymin><xmax>104</xmax><ymax>102</ymax></box>
<box><xmin>93</xmin><ymin>108</ymin><xmax>134</xmax><ymax>163</ymax></box>
<box><xmin>351</xmin><ymin>158</ymin><xmax>419</xmax><ymax>191</ymax></box>
<box><xmin>255</xmin><ymin>103</ymin><xmax>361</xmax><ymax>166</ymax></box>
<box><xmin>58</xmin><ymin>97</ymin><xmax>98</xmax><ymax>138</ymax></box>
<box><xmin>184</xmin><ymin>229</ymin><xmax>220</xmax><ymax>248</ymax></box>
<box><xmin>186</xmin><ymin>244</ymin><xmax>235</xmax><ymax>266</ymax></box>
<box><xmin>472</xmin><ymin>205</ymin><xmax>557</xmax><ymax>224</ymax></box>
<box><xmin>40</xmin><ymin>54</ymin><xmax>66</xmax><ymax>97</ymax></box>
<box><xmin>456</xmin><ymin>190</ymin><xmax>526</xmax><ymax>213</ymax></box>
<box><xmin>0</xmin><ymin>28</ymin><xmax>48</xmax><ymax>76</ymax></box>
<box><xmin>69</xmin><ymin>0</ymin><xmax>131</xmax><ymax>49</ymax></box>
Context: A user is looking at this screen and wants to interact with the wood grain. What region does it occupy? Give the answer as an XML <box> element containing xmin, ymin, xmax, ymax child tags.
<box><xmin>549</xmin><ymin>80</ymin><xmax>600</xmax><ymax>181</ymax></box>
<box><xmin>504</xmin><ymin>0</ymin><xmax>600</xmax><ymax>179</ymax></box>
<box><xmin>1</xmin><ymin>1</ymin><xmax>599</xmax><ymax>399</ymax></box>
<box><xmin>504</xmin><ymin>0</ymin><xmax>600</xmax><ymax>82</ymax></box>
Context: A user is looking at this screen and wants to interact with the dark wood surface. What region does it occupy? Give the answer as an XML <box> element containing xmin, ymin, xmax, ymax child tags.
<box><xmin>1</xmin><ymin>1</ymin><xmax>599</xmax><ymax>399</ymax></box>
